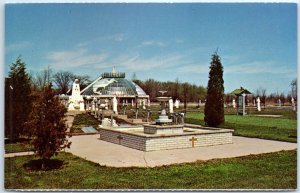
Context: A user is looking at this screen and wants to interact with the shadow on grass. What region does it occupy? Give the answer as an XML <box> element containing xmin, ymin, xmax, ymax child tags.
<box><xmin>23</xmin><ymin>159</ymin><xmax>65</xmax><ymax>171</ymax></box>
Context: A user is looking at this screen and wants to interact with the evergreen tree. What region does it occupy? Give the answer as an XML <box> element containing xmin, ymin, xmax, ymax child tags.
<box><xmin>204</xmin><ymin>52</ymin><xmax>224</xmax><ymax>127</ymax></box>
<box><xmin>5</xmin><ymin>56</ymin><xmax>32</xmax><ymax>138</ymax></box>
<box><xmin>26</xmin><ymin>83</ymin><xmax>71</xmax><ymax>169</ymax></box>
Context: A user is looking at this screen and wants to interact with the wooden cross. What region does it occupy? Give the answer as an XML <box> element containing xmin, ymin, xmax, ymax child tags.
<box><xmin>117</xmin><ymin>135</ymin><xmax>124</xmax><ymax>144</ymax></box>
<box><xmin>189</xmin><ymin>137</ymin><xmax>197</xmax><ymax>147</ymax></box>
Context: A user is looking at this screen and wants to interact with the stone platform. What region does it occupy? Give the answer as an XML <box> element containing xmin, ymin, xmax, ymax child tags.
<box><xmin>99</xmin><ymin>124</ymin><xmax>233</xmax><ymax>151</ymax></box>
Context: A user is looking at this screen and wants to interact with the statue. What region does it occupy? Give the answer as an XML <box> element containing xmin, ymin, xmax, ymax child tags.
<box><xmin>232</xmin><ymin>99</ymin><xmax>236</xmax><ymax>108</ymax></box>
<box><xmin>169</xmin><ymin>98</ymin><xmax>174</xmax><ymax>114</ymax></box>
<box><xmin>112</xmin><ymin>96</ymin><xmax>118</xmax><ymax>114</ymax></box>
<box><xmin>257</xmin><ymin>97</ymin><xmax>261</xmax><ymax>112</ymax></box>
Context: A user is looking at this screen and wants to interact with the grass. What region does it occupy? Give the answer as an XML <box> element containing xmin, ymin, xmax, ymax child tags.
<box><xmin>5</xmin><ymin>150</ymin><xmax>296</xmax><ymax>189</ymax></box>
<box><xmin>71</xmin><ymin>113</ymin><xmax>100</xmax><ymax>133</ymax></box>
<box><xmin>5</xmin><ymin>143</ymin><xmax>33</xmax><ymax>154</ymax></box>
<box><xmin>185</xmin><ymin>111</ymin><xmax>297</xmax><ymax>143</ymax></box>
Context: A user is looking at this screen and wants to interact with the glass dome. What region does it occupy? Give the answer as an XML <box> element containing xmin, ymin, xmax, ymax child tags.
<box><xmin>81</xmin><ymin>70</ymin><xmax>147</xmax><ymax>97</ymax></box>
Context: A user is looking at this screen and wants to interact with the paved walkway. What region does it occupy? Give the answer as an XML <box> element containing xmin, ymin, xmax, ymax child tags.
<box><xmin>5</xmin><ymin>151</ymin><xmax>35</xmax><ymax>158</ymax></box>
<box><xmin>65</xmin><ymin>112</ymin><xmax>76</xmax><ymax>132</ymax></box>
<box><xmin>66</xmin><ymin>134</ymin><xmax>297</xmax><ymax>168</ymax></box>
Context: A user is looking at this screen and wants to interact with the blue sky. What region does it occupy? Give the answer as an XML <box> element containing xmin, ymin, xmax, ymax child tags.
<box><xmin>5</xmin><ymin>3</ymin><xmax>297</xmax><ymax>95</ymax></box>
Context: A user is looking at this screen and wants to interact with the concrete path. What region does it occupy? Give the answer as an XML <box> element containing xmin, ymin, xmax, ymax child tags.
<box><xmin>67</xmin><ymin>134</ymin><xmax>297</xmax><ymax>168</ymax></box>
<box><xmin>5</xmin><ymin>151</ymin><xmax>35</xmax><ymax>158</ymax></box>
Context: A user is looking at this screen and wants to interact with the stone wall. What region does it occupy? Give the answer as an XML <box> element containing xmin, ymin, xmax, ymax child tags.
<box><xmin>99</xmin><ymin>128</ymin><xmax>232</xmax><ymax>151</ymax></box>
<box><xmin>100</xmin><ymin>129</ymin><xmax>146</xmax><ymax>151</ymax></box>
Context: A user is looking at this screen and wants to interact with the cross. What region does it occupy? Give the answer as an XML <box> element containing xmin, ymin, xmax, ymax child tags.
<box><xmin>189</xmin><ymin>137</ymin><xmax>197</xmax><ymax>147</ymax></box>
<box><xmin>117</xmin><ymin>135</ymin><xmax>123</xmax><ymax>145</ymax></box>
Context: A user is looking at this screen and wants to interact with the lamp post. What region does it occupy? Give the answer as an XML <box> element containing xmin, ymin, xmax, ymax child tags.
<box><xmin>97</xmin><ymin>99</ymin><xmax>101</xmax><ymax>118</ymax></box>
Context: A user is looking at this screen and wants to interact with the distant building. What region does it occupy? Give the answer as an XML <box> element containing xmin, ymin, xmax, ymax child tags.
<box><xmin>79</xmin><ymin>67</ymin><xmax>149</xmax><ymax>110</ymax></box>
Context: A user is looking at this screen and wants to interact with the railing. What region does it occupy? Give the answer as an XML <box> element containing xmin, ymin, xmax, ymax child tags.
<box><xmin>101</xmin><ymin>72</ymin><xmax>125</xmax><ymax>78</ymax></box>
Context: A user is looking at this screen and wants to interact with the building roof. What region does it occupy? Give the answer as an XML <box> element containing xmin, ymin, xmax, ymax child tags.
<box><xmin>231</xmin><ymin>87</ymin><xmax>252</xmax><ymax>95</ymax></box>
<box><xmin>80</xmin><ymin>68</ymin><xmax>148</xmax><ymax>97</ymax></box>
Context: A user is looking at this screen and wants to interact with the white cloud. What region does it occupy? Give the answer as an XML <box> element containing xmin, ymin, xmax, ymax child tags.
<box><xmin>225</xmin><ymin>61</ymin><xmax>293</xmax><ymax>75</ymax></box>
<box><xmin>140</xmin><ymin>40</ymin><xmax>166</xmax><ymax>47</ymax></box>
<box><xmin>114</xmin><ymin>53</ymin><xmax>187</xmax><ymax>71</ymax></box>
<box><xmin>175</xmin><ymin>63</ymin><xmax>209</xmax><ymax>74</ymax></box>
<box><xmin>6</xmin><ymin>41</ymin><xmax>32</xmax><ymax>52</ymax></box>
<box><xmin>76</xmin><ymin>33</ymin><xmax>125</xmax><ymax>48</ymax></box>
<box><xmin>46</xmin><ymin>48</ymin><xmax>109</xmax><ymax>68</ymax></box>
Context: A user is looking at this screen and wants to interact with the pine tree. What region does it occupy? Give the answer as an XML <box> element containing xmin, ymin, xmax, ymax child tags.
<box><xmin>204</xmin><ymin>52</ymin><xmax>224</xmax><ymax>127</ymax></box>
<box><xmin>5</xmin><ymin>56</ymin><xmax>32</xmax><ymax>138</ymax></box>
<box><xmin>26</xmin><ymin>83</ymin><xmax>71</xmax><ymax>169</ymax></box>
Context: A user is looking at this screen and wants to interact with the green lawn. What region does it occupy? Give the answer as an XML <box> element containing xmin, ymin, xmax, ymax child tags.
<box><xmin>185</xmin><ymin>112</ymin><xmax>297</xmax><ymax>142</ymax></box>
<box><xmin>5</xmin><ymin>150</ymin><xmax>296</xmax><ymax>189</ymax></box>
<box><xmin>5</xmin><ymin>143</ymin><xmax>33</xmax><ymax>153</ymax></box>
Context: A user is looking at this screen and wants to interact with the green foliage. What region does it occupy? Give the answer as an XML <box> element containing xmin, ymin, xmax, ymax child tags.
<box><xmin>204</xmin><ymin>53</ymin><xmax>224</xmax><ymax>126</ymax></box>
<box><xmin>25</xmin><ymin>84</ymin><xmax>71</xmax><ymax>163</ymax></box>
<box><xmin>186</xmin><ymin>112</ymin><xmax>297</xmax><ymax>142</ymax></box>
<box><xmin>5</xmin><ymin>150</ymin><xmax>296</xmax><ymax>189</ymax></box>
<box><xmin>5</xmin><ymin>56</ymin><xmax>32</xmax><ymax>138</ymax></box>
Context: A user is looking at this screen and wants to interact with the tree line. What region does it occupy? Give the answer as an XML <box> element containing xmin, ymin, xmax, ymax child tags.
<box><xmin>223</xmin><ymin>84</ymin><xmax>297</xmax><ymax>107</ymax></box>
<box><xmin>31</xmin><ymin>67</ymin><xmax>91</xmax><ymax>94</ymax></box>
<box><xmin>133</xmin><ymin>78</ymin><xmax>207</xmax><ymax>104</ymax></box>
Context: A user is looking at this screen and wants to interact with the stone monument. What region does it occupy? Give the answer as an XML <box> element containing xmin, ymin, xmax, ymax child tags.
<box><xmin>68</xmin><ymin>79</ymin><xmax>84</xmax><ymax>111</ymax></box>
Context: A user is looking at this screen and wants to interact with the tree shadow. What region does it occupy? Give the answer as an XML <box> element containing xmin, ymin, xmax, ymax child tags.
<box><xmin>23</xmin><ymin>159</ymin><xmax>65</xmax><ymax>171</ymax></box>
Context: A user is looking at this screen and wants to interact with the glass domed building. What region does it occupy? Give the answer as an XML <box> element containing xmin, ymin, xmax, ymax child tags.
<box><xmin>80</xmin><ymin>67</ymin><xmax>149</xmax><ymax>108</ymax></box>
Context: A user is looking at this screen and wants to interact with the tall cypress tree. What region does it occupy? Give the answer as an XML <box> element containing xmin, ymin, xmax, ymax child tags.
<box><xmin>5</xmin><ymin>56</ymin><xmax>32</xmax><ymax>138</ymax></box>
<box><xmin>204</xmin><ymin>52</ymin><xmax>224</xmax><ymax>127</ymax></box>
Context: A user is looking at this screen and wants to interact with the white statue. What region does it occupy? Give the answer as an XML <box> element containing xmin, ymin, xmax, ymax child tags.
<box><xmin>169</xmin><ymin>98</ymin><xmax>174</xmax><ymax>114</ymax></box>
<box><xmin>174</xmin><ymin>99</ymin><xmax>180</xmax><ymax>109</ymax></box>
<box><xmin>278</xmin><ymin>99</ymin><xmax>282</xmax><ymax>107</ymax></box>
<box><xmin>291</xmin><ymin>97</ymin><xmax>295</xmax><ymax>111</ymax></box>
<box><xmin>112</xmin><ymin>96</ymin><xmax>118</xmax><ymax>114</ymax></box>
<box><xmin>232</xmin><ymin>99</ymin><xmax>236</xmax><ymax>108</ymax></box>
<box><xmin>68</xmin><ymin>79</ymin><xmax>84</xmax><ymax>111</ymax></box>
<box><xmin>105</xmin><ymin>98</ymin><xmax>109</xmax><ymax>110</ymax></box>
<box><xmin>257</xmin><ymin>97</ymin><xmax>261</xmax><ymax>112</ymax></box>
<box><xmin>142</xmin><ymin>99</ymin><xmax>146</xmax><ymax>109</ymax></box>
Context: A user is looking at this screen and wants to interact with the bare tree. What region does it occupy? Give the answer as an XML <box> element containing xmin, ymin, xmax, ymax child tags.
<box><xmin>53</xmin><ymin>71</ymin><xmax>74</xmax><ymax>94</ymax></box>
<box><xmin>32</xmin><ymin>66</ymin><xmax>53</xmax><ymax>91</ymax></box>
